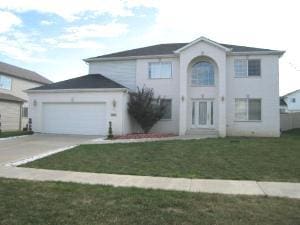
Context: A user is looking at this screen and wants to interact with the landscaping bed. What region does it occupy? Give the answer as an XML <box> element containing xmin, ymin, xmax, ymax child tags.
<box><xmin>113</xmin><ymin>132</ymin><xmax>176</xmax><ymax>139</ymax></box>
<box><xmin>23</xmin><ymin>129</ymin><xmax>300</xmax><ymax>182</ymax></box>
<box><xmin>0</xmin><ymin>178</ymin><xmax>299</xmax><ymax>225</ymax></box>
<box><xmin>0</xmin><ymin>131</ymin><xmax>32</xmax><ymax>139</ymax></box>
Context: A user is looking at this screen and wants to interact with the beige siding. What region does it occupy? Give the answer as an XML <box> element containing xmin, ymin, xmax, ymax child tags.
<box><xmin>0</xmin><ymin>75</ymin><xmax>43</xmax><ymax>129</ymax></box>
<box><xmin>0</xmin><ymin>76</ymin><xmax>43</xmax><ymax>101</ymax></box>
<box><xmin>0</xmin><ymin>101</ymin><xmax>21</xmax><ymax>131</ymax></box>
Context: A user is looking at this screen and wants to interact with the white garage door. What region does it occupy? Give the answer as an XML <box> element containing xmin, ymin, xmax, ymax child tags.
<box><xmin>42</xmin><ymin>103</ymin><xmax>107</xmax><ymax>135</ymax></box>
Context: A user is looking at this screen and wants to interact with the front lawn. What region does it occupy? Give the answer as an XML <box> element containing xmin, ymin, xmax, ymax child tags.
<box><xmin>0</xmin><ymin>130</ymin><xmax>32</xmax><ymax>139</ymax></box>
<box><xmin>24</xmin><ymin>129</ymin><xmax>300</xmax><ymax>182</ymax></box>
<box><xmin>0</xmin><ymin>178</ymin><xmax>299</xmax><ymax>225</ymax></box>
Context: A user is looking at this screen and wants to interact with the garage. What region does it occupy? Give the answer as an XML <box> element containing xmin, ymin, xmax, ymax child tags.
<box><xmin>0</xmin><ymin>93</ymin><xmax>24</xmax><ymax>131</ymax></box>
<box><xmin>27</xmin><ymin>74</ymin><xmax>129</xmax><ymax>136</ymax></box>
<box><xmin>42</xmin><ymin>103</ymin><xmax>107</xmax><ymax>135</ymax></box>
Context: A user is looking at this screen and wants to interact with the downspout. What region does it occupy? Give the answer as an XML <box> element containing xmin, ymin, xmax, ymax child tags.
<box><xmin>19</xmin><ymin>103</ymin><xmax>22</xmax><ymax>130</ymax></box>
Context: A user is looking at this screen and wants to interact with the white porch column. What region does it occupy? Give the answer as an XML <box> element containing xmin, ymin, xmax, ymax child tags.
<box><xmin>218</xmin><ymin>57</ymin><xmax>227</xmax><ymax>137</ymax></box>
<box><xmin>179</xmin><ymin>59</ymin><xmax>188</xmax><ymax>135</ymax></box>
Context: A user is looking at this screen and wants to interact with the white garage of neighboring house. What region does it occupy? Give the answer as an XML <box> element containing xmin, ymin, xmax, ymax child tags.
<box><xmin>27</xmin><ymin>74</ymin><xmax>132</xmax><ymax>136</ymax></box>
<box><xmin>0</xmin><ymin>93</ymin><xmax>25</xmax><ymax>131</ymax></box>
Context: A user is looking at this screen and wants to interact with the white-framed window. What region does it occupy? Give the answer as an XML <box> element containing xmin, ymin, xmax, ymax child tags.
<box><xmin>149</xmin><ymin>62</ymin><xmax>172</xmax><ymax>79</ymax></box>
<box><xmin>234</xmin><ymin>59</ymin><xmax>261</xmax><ymax>77</ymax></box>
<box><xmin>22</xmin><ymin>107</ymin><xmax>28</xmax><ymax>118</ymax></box>
<box><xmin>235</xmin><ymin>98</ymin><xmax>261</xmax><ymax>121</ymax></box>
<box><xmin>191</xmin><ymin>62</ymin><xmax>215</xmax><ymax>86</ymax></box>
<box><xmin>0</xmin><ymin>74</ymin><xmax>12</xmax><ymax>90</ymax></box>
<box><xmin>152</xmin><ymin>98</ymin><xmax>172</xmax><ymax>120</ymax></box>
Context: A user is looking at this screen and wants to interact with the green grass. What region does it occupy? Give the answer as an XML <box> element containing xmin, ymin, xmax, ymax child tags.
<box><xmin>0</xmin><ymin>178</ymin><xmax>299</xmax><ymax>225</ymax></box>
<box><xmin>0</xmin><ymin>130</ymin><xmax>32</xmax><ymax>138</ymax></box>
<box><xmin>24</xmin><ymin>129</ymin><xmax>300</xmax><ymax>182</ymax></box>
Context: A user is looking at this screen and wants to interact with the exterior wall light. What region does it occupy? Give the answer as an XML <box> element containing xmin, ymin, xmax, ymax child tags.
<box><xmin>33</xmin><ymin>100</ymin><xmax>37</xmax><ymax>106</ymax></box>
<box><xmin>181</xmin><ymin>96</ymin><xmax>185</xmax><ymax>101</ymax></box>
<box><xmin>112</xmin><ymin>99</ymin><xmax>117</xmax><ymax>108</ymax></box>
<box><xmin>221</xmin><ymin>96</ymin><xmax>225</xmax><ymax>102</ymax></box>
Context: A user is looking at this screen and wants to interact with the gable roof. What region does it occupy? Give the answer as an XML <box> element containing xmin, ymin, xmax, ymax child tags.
<box><xmin>174</xmin><ymin>37</ymin><xmax>231</xmax><ymax>53</ymax></box>
<box><xmin>85</xmin><ymin>43</ymin><xmax>187</xmax><ymax>60</ymax></box>
<box><xmin>0</xmin><ymin>93</ymin><xmax>25</xmax><ymax>102</ymax></box>
<box><xmin>85</xmin><ymin>38</ymin><xmax>284</xmax><ymax>61</ymax></box>
<box><xmin>28</xmin><ymin>74</ymin><xmax>126</xmax><ymax>91</ymax></box>
<box><xmin>0</xmin><ymin>61</ymin><xmax>52</xmax><ymax>84</ymax></box>
<box><xmin>283</xmin><ymin>89</ymin><xmax>300</xmax><ymax>97</ymax></box>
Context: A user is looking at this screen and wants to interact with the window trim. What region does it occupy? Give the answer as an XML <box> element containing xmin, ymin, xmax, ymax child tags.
<box><xmin>234</xmin><ymin>98</ymin><xmax>262</xmax><ymax>122</ymax></box>
<box><xmin>148</xmin><ymin>62</ymin><xmax>172</xmax><ymax>79</ymax></box>
<box><xmin>22</xmin><ymin>107</ymin><xmax>29</xmax><ymax>118</ymax></box>
<box><xmin>234</xmin><ymin>59</ymin><xmax>261</xmax><ymax>78</ymax></box>
<box><xmin>190</xmin><ymin>61</ymin><xmax>215</xmax><ymax>87</ymax></box>
<box><xmin>0</xmin><ymin>74</ymin><xmax>12</xmax><ymax>90</ymax></box>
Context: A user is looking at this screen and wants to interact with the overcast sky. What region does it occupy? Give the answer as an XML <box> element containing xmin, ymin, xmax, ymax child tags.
<box><xmin>0</xmin><ymin>0</ymin><xmax>299</xmax><ymax>95</ymax></box>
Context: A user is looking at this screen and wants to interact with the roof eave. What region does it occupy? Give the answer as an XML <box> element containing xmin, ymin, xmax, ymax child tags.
<box><xmin>83</xmin><ymin>54</ymin><xmax>177</xmax><ymax>62</ymax></box>
<box><xmin>0</xmin><ymin>71</ymin><xmax>52</xmax><ymax>85</ymax></box>
<box><xmin>283</xmin><ymin>89</ymin><xmax>300</xmax><ymax>97</ymax></box>
<box><xmin>228</xmin><ymin>50</ymin><xmax>285</xmax><ymax>57</ymax></box>
<box><xmin>174</xmin><ymin>36</ymin><xmax>231</xmax><ymax>54</ymax></box>
<box><xmin>26</xmin><ymin>88</ymin><xmax>128</xmax><ymax>93</ymax></box>
<box><xmin>0</xmin><ymin>99</ymin><xmax>25</xmax><ymax>103</ymax></box>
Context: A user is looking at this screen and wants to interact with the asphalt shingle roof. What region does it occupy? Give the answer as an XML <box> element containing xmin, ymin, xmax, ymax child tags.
<box><xmin>29</xmin><ymin>74</ymin><xmax>126</xmax><ymax>91</ymax></box>
<box><xmin>0</xmin><ymin>61</ymin><xmax>52</xmax><ymax>84</ymax></box>
<box><xmin>86</xmin><ymin>42</ymin><xmax>279</xmax><ymax>60</ymax></box>
<box><xmin>0</xmin><ymin>93</ymin><xmax>25</xmax><ymax>102</ymax></box>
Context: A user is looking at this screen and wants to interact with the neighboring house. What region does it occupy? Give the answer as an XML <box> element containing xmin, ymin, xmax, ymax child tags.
<box><xmin>27</xmin><ymin>37</ymin><xmax>284</xmax><ymax>137</ymax></box>
<box><xmin>280</xmin><ymin>97</ymin><xmax>288</xmax><ymax>113</ymax></box>
<box><xmin>0</xmin><ymin>61</ymin><xmax>51</xmax><ymax>131</ymax></box>
<box><xmin>281</xmin><ymin>89</ymin><xmax>300</xmax><ymax>112</ymax></box>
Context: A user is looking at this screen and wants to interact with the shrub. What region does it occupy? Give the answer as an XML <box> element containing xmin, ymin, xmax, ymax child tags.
<box><xmin>107</xmin><ymin>121</ymin><xmax>113</xmax><ymax>139</ymax></box>
<box><xmin>128</xmin><ymin>86</ymin><xmax>167</xmax><ymax>133</ymax></box>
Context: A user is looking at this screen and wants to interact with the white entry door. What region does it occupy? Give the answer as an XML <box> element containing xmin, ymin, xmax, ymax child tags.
<box><xmin>42</xmin><ymin>103</ymin><xmax>107</xmax><ymax>135</ymax></box>
<box><xmin>192</xmin><ymin>100</ymin><xmax>214</xmax><ymax>128</ymax></box>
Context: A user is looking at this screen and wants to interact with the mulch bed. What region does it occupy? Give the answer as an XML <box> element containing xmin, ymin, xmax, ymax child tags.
<box><xmin>113</xmin><ymin>133</ymin><xmax>176</xmax><ymax>139</ymax></box>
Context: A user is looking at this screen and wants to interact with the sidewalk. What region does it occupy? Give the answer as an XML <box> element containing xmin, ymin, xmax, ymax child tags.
<box><xmin>1</xmin><ymin>165</ymin><xmax>299</xmax><ymax>199</ymax></box>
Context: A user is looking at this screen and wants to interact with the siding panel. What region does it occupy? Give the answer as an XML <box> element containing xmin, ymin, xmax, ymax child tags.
<box><xmin>89</xmin><ymin>60</ymin><xmax>136</xmax><ymax>90</ymax></box>
<box><xmin>0</xmin><ymin>101</ymin><xmax>21</xmax><ymax>131</ymax></box>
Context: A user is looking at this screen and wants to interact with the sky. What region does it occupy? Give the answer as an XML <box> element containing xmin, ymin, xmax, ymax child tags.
<box><xmin>0</xmin><ymin>0</ymin><xmax>299</xmax><ymax>95</ymax></box>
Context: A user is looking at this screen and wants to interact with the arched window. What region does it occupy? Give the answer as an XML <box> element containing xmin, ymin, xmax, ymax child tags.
<box><xmin>191</xmin><ymin>62</ymin><xmax>214</xmax><ymax>86</ymax></box>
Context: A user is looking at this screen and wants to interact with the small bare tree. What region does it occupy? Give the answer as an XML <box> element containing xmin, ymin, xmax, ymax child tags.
<box><xmin>128</xmin><ymin>86</ymin><xmax>167</xmax><ymax>133</ymax></box>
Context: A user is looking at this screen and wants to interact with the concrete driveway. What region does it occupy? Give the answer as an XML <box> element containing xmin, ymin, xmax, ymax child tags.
<box><xmin>0</xmin><ymin>134</ymin><xmax>100</xmax><ymax>165</ymax></box>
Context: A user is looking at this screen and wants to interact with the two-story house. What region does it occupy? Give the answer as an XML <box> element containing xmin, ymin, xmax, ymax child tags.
<box><xmin>27</xmin><ymin>37</ymin><xmax>284</xmax><ymax>137</ymax></box>
<box><xmin>0</xmin><ymin>61</ymin><xmax>51</xmax><ymax>131</ymax></box>
<box><xmin>281</xmin><ymin>89</ymin><xmax>300</xmax><ymax>112</ymax></box>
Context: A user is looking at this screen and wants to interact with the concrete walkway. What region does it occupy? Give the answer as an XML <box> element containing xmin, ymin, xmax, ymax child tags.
<box><xmin>0</xmin><ymin>165</ymin><xmax>299</xmax><ymax>199</ymax></box>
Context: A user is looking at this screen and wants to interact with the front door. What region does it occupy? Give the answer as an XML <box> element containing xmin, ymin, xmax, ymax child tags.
<box><xmin>191</xmin><ymin>100</ymin><xmax>214</xmax><ymax>128</ymax></box>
